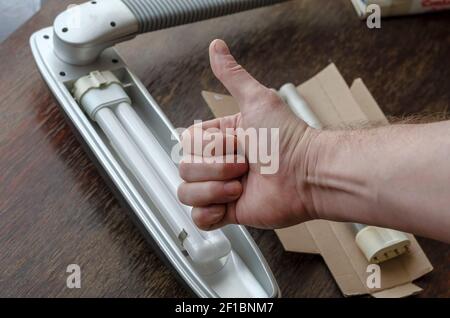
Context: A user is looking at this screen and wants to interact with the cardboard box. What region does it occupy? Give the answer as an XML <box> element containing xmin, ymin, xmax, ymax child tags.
<box><xmin>201</xmin><ymin>64</ymin><xmax>433</xmax><ymax>297</ymax></box>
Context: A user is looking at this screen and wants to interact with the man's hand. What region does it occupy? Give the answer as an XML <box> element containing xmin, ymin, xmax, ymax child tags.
<box><xmin>175</xmin><ymin>39</ymin><xmax>450</xmax><ymax>244</ymax></box>
<box><xmin>177</xmin><ymin>39</ymin><xmax>318</xmax><ymax>230</ymax></box>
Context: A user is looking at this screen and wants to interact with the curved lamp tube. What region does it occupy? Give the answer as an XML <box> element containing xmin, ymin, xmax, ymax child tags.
<box><xmin>75</xmin><ymin>72</ymin><xmax>231</xmax><ymax>265</ymax></box>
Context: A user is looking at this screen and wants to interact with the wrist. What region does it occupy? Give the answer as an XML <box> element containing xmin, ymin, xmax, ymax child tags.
<box><xmin>298</xmin><ymin>128</ymin><xmax>377</xmax><ymax>223</ymax></box>
<box><xmin>294</xmin><ymin>127</ymin><xmax>356</xmax><ymax>222</ymax></box>
<box><xmin>292</xmin><ymin>126</ymin><xmax>324</xmax><ymax>221</ymax></box>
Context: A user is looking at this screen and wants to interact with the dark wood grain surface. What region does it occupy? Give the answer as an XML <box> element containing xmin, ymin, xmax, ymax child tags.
<box><xmin>0</xmin><ymin>0</ymin><xmax>449</xmax><ymax>298</ymax></box>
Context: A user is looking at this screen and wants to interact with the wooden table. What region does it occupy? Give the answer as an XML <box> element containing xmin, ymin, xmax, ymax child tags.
<box><xmin>0</xmin><ymin>0</ymin><xmax>449</xmax><ymax>298</ymax></box>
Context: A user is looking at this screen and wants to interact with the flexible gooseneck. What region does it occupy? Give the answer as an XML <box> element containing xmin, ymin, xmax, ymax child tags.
<box><xmin>122</xmin><ymin>0</ymin><xmax>288</xmax><ymax>33</ymax></box>
<box><xmin>53</xmin><ymin>0</ymin><xmax>289</xmax><ymax>65</ymax></box>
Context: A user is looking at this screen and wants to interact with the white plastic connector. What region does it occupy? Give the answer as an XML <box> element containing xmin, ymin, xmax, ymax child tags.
<box><xmin>73</xmin><ymin>71</ymin><xmax>231</xmax><ymax>265</ymax></box>
<box><xmin>355</xmin><ymin>226</ymin><xmax>411</xmax><ymax>264</ymax></box>
<box><xmin>73</xmin><ymin>71</ymin><xmax>130</xmax><ymax>119</ymax></box>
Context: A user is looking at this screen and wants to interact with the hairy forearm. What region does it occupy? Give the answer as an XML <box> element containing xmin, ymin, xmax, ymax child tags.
<box><xmin>304</xmin><ymin>121</ymin><xmax>450</xmax><ymax>243</ymax></box>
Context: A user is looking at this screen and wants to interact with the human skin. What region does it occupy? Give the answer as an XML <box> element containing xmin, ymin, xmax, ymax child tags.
<box><xmin>177</xmin><ymin>39</ymin><xmax>450</xmax><ymax>244</ymax></box>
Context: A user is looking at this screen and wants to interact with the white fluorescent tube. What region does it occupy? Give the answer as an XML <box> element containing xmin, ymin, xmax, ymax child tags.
<box><xmin>74</xmin><ymin>71</ymin><xmax>231</xmax><ymax>264</ymax></box>
<box><xmin>114</xmin><ymin>102</ymin><xmax>231</xmax><ymax>259</ymax></box>
<box><xmin>279</xmin><ymin>83</ymin><xmax>322</xmax><ymax>129</ymax></box>
<box><xmin>74</xmin><ymin>72</ymin><xmax>232</xmax><ymax>265</ymax></box>
<box><xmin>95</xmin><ymin>106</ymin><xmax>230</xmax><ymax>264</ymax></box>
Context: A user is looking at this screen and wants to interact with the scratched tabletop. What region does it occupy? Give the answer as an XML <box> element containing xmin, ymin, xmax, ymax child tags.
<box><xmin>0</xmin><ymin>0</ymin><xmax>449</xmax><ymax>297</ymax></box>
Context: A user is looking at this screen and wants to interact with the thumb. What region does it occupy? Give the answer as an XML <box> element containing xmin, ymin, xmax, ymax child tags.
<box><xmin>209</xmin><ymin>39</ymin><xmax>268</xmax><ymax>108</ymax></box>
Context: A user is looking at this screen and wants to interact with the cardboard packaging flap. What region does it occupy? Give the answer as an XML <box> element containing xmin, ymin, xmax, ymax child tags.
<box><xmin>201</xmin><ymin>63</ymin><xmax>433</xmax><ymax>297</ymax></box>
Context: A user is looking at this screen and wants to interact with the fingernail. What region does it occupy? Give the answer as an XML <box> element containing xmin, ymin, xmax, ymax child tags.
<box><xmin>208</xmin><ymin>207</ymin><xmax>225</xmax><ymax>218</ymax></box>
<box><xmin>214</xmin><ymin>39</ymin><xmax>230</xmax><ymax>55</ymax></box>
<box><xmin>224</xmin><ymin>181</ymin><xmax>241</xmax><ymax>196</ymax></box>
